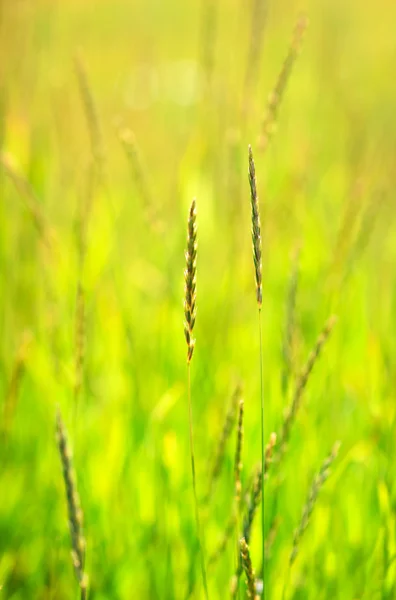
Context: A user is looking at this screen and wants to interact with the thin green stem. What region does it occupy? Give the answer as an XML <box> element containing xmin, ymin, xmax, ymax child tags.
<box><xmin>187</xmin><ymin>363</ymin><xmax>209</xmax><ymax>600</ymax></box>
<box><xmin>259</xmin><ymin>307</ymin><xmax>265</xmax><ymax>596</ymax></box>
<box><xmin>282</xmin><ymin>565</ymin><xmax>291</xmax><ymax>600</ymax></box>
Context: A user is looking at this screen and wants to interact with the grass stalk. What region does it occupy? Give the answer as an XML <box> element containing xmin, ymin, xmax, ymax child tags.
<box><xmin>184</xmin><ymin>198</ymin><xmax>208</xmax><ymax>599</ymax></box>
<box><xmin>258</xmin><ymin>13</ymin><xmax>308</xmax><ymax>152</ymax></box>
<box><xmin>205</xmin><ymin>385</ymin><xmax>242</xmax><ymax>505</ymax></box>
<box><xmin>240</xmin><ymin>538</ymin><xmax>259</xmax><ymax>600</ymax></box>
<box><xmin>281</xmin><ymin>246</ymin><xmax>300</xmax><ymax>396</ymax></box>
<box><xmin>248</xmin><ymin>144</ymin><xmax>265</xmax><ymax>588</ymax></box>
<box><xmin>56</xmin><ymin>407</ymin><xmax>88</xmax><ymax>599</ymax></box>
<box><xmin>283</xmin><ymin>442</ymin><xmax>341</xmax><ymax>599</ymax></box>
<box><xmin>279</xmin><ymin>315</ymin><xmax>337</xmax><ymax>458</ymax></box>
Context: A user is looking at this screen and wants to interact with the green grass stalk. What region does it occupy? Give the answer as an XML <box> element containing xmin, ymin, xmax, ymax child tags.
<box><xmin>184</xmin><ymin>198</ymin><xmax>209</xmax><ymax>599</ymax></box>
<box><xmin>248</xmin><ymin>145</ymin><xmax>265</xmax><ymax>590</ymax></box>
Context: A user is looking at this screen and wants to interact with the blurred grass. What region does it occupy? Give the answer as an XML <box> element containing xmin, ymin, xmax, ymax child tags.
<box><xmin>1</xmin><ymin>0</ymin><xmax>396</xmax><ymax>598</ymax></box>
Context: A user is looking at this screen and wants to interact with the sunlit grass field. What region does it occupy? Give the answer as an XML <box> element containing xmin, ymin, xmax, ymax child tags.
<box><xmin>1</xmin><ymin>0</ymin><xmax>396</xmax><ymax>598</ymax></box>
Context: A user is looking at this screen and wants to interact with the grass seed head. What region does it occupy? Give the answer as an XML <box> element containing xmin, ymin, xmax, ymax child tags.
<box><xmin>184</xmin><ymin>198</ymin><xmax>198</xmax><ymax>364</ymax></box>
<box><xmin>240</xmin><ymin>537</ymin><xmax>259</xmax><ymax>599</ymax></box>
<box><xmin>56</xmin><ymin>408</ymin><xmax>87</xmax><ymax>592</ymax></box>
<box><xmin>248</xmin><ymin>145</ymin><xmax>262</xmax><ymax>307</ymax></box>
<box><xmin>280</xmin><ymin>315</ymin><xmax>337</xmax><ymax>454</ymax></box>
<box><xmin>290</xmin><ymin>441</ymin><xmax>341</xmax><ymax>565</ymax></box>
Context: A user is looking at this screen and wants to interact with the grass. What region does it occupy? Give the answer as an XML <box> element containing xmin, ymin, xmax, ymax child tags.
<box><xmin>1</xmin><ymin>0</ymin><xmax>396</xmax><ymax>598</ymax></box>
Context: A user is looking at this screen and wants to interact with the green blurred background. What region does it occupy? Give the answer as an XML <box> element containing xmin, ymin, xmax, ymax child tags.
<box><xmin>1</xmin><ymin>0</ymin><xmax>396</xmax><ymax>598</ymax></box>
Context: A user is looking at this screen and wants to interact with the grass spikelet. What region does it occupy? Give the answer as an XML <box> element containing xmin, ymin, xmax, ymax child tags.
<box><xmin>248</xmin><ymin>145</ymin><xmax>262</xmax><ymax>308</ymax></box>
<box><xmin>199</xmin><ymin>0</ymin><xmax>217</xmax><ymax>91</ymax></box>
<box><xmin>2</xmin><ymin>331</ymin><xmax>33</xmax><ymax>442</ymax></box>
<box><xmin>243</xmin><ymin>433</ymin><xmax>276</xmax><ymax>545</ymax></box>
<box><xmin>240</xmin><ymin>538</ymin><xmax>259</xmax><ymax>599</ymax></box>
<box><xmin>207</xmin><ymin>395</ymin><xmax>245</xmax><ymax>570</ymax></box>
<box><xmin>279</xmin><ymin>315</ymin><xmax>337</xmax><ymax>455</ymax></box>
<box><xmin>183</xmin><ymin>198</ymin><xmax>208</xmax><ymax>599</ymax></box>
<box><xmin>208</xmin><ymin>511</ymin><xmax>237</xmax><ymax>569</ymax></box>
<box><xmin>118</xmin><ymin>127</ymin><xmax>160</xmax><ymax>231</ymax></box>
<box><xmin>264</xmin><ymin>432</ymin><xmax>277</xmax><ymax>481</ymax></box>
<box><xmin>248</xmin><ymin>143</ymin><xmax>266</xmax><ymax>587</ymax></box>
<box><xmin>289</xmin><ymin>441</ymin><xmax>341</xmax><ymax>566</ymax></box>
<box><xmin>74</xmin><ymin>53</ymin><xmax>104</xmax><ymax>170</ymax></box>
<box><xmin>0</xmin><ymin>152</ymin><xmax>54</xmax><ymax>249</ymax></box>
<box><xmin>56</xmin><ymin>408</ymin><xmax>88</xmax><ymax>600</ymax></box>
<box><xmin>229</xmin><ymin>434</ymin><xmax>276</xmax><ymax>596</ymax></box>
<box><xmin>74</xmin><ymin>281</ymin><xmax>86</xmax><ymax>410</ymax></box>
<box><xmin>205</xmin><ymin>385</ymin><xmax>242</xmax><ymax>504</ymax></box>
<box><xmin>282</xmin><ymin>247</ymin><xmax>300</xmax><ymax>395</ymax></box>
<box><xmin>243</xmin><ymin>0</ymin><xmax>268</xmax><ymax>113</ymax></box>
<box><xmin>258</xmin><ymin>13</ymin><xmax>308</xmax><ymax>152</ymax></box>
<box><xmin>234</xmin><ymin>397</ymin><xmax>245</xmax><ymax>506</ymax></box>
<box><xmin>76</xmin><ymin>161</ymin><xmax>95</xmax><ymax>272</ymax></box>
<box><xmin>264</xmin><ymin>516</ymin><xmax>280</xmax><ymax>561</ymax></box>
<box><xmin>184</xmin><ymin>199</ymin><xmax>198</xmax><ymax>365</ymax></box>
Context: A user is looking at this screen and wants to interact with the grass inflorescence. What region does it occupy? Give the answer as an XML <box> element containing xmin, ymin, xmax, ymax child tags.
<box><xmin>56</xmin><ymin>408</ymin><xmax>88</xmax><ymax>600</ymax></box>
<box><xmin>183</xmin><ymin>198</ymin><xmax>208</xmax><ymax>599</ymax></box>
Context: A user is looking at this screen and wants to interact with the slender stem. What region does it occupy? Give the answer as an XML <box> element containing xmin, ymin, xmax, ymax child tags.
<box><xmin>258</xmin><ymin>307</ymin><xmax>265</xmax><ymax>595</ymax></box>
<box><xmin>187</xmin><ymin>362</ymin><xmax>209</xmax><ymax>600</ymax></box>
<box><xmin>282</xmin><ymin>564</ymin><xmax>291</xmax><ymax>600</ymax></box>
